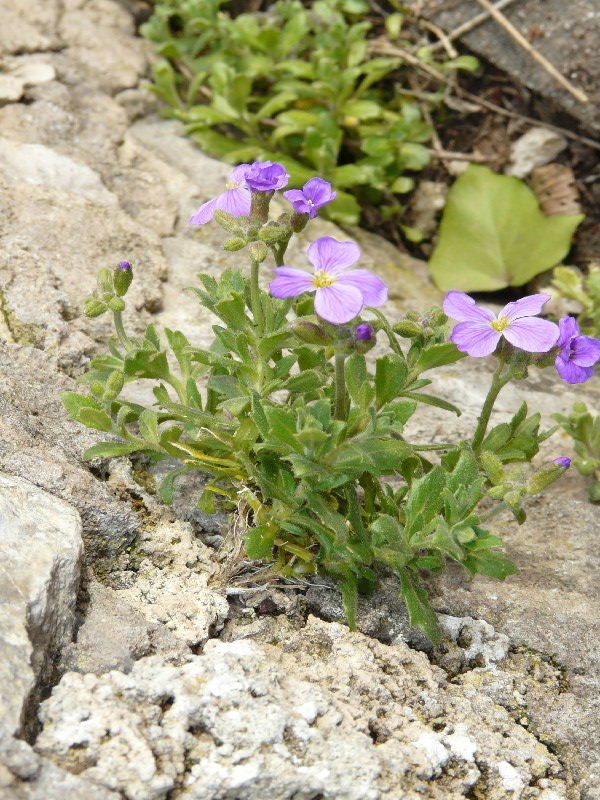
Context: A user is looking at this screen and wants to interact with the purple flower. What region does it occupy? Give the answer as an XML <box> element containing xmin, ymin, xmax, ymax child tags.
<box><xmin>554</xmin><ymin>316</ymin><xmax>600</xmax><ymax>384</ymax></box>
<box><xmin>284</xmin><ymin>177</ymin><xmax>337</xmax><ymax>218</ymax></box>
<box><xmin>443</xmin><ymin>291</ymin><xmax>559</xmax><ymax>357</ymax></box>
<box><xmin>553</xmin><ymin>457</ymin><xmax>572</xmax><ymax>469</ymax></box>
<box><xmin>190</xmin><ymin>164</ymin><xmax>252</xmax><ymax>225</ymax></box>
<box><xmin>245</xmin><ymin>161</ymin><xmax>290</xmax><ymax>192</ymax></box>
<box><xmin>270</xmin><ymin>236</ymin><xmax>388</xmax><ymax>324</ymax></box>
<box><xmin>355</xmin><ymin>323</ymin><xmax>374</xmax><ymax>341</ymax></box>
<box><xmin>119</xmin><ymin>261</ymin><xmax>132</xmax><ymax>270</ymax></box>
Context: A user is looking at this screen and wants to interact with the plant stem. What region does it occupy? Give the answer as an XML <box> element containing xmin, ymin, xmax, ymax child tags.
<box><xmin>369</xmin><ymin>308</ymin><xmax>405</xmax><ymax>359</ymax></box>
<box><xmin>334</xmin><ymin>350</ymin><xmax>347</xmax><ymax>421</ymax></box>
<box><xmin>413</xmin><ymin>442</ymin><xmax>456</xmax><ymax>451</ymax></box>
<box><xmin>113</xmin><ymin>311</ymin><xmax>132</xmax><ymax>351</ymax></box>
<box><xmin>250</xmin><ymin>259</ymin><xmax>265</xmax><ymax>334</ymax></box>
<box><xmin>471</xmin><ymin>363</ymin><xmax>511</xmax><ymax>452</ymax></box>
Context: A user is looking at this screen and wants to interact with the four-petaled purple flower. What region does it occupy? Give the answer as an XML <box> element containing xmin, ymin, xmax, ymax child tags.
<box><xmin>553</xmin><ymin>457</ymin><xmax>572</xmax><ymax>469</ymax></box>
<box><xmin>245</xmin><ymin>161</ymin><xmax>290</xmax><ymax>192</ymax></box>
<box><xmin>270</xmin><ymin>236</ymin><xmax>388</xmax><ymax>324</ymax></box>
<box><xmin>284</xmin><ymin>178</ymin><xmax>337</xmax><ymax>218</ymax></box>
<box><xmin>190</xmin><ymin>164</ymin><xmax>252</xmax><ymax>225</ymax></box>
<box><xmin>443</xmin><ymin>291</ymin><xmax>559</xmax><ymax>357</ymax></box>
<box><xmin>554</xmin><ymin>316</ymin><xmax>600</xmax><ymax>384</ymax></box>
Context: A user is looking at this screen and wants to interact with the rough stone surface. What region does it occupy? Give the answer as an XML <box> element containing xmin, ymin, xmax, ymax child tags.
<box><xmin>0</xmin><ymin>473</ymin><xmax>83</xmax><ymax>740</ymax></box>
<box><xmin>407</xmin><ymin>0</ymin><xmax>599</xmax><ymax>130</ymax></box>
<box><xmin>0</xmin><ymin>0</ymin><xmax>597</xmax><ymax>798</ymax></box>
<box><xmin>36</xmin><ymin>616</ymin><xmax>568</xmax><ymax>800</ymax></box>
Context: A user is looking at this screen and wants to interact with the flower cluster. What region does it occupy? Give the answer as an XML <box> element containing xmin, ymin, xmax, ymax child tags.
<box><xmin>444</xmin><ymin>291</ymin><xmax>600</xmax><ymax>385</ymax></box>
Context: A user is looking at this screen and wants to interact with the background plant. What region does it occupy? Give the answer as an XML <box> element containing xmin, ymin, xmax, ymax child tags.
<box><xmin>141</xmin><ymin>0</ymin><xmax>476</xmax><ymax>225</ymax></box>
<box><xmin>553</xmin><ymin>402</ymin><xmax>600</xmax><ymax>503</ymax></box>
<box><xmin>64</xmin><ymin>175</ymin><xmax>581</xmax><ymax>642</ymax></box>
<box><xmin>550</xmin><ymin>265</ymin><xmax>600</xmax><ymax>337</ymax></box>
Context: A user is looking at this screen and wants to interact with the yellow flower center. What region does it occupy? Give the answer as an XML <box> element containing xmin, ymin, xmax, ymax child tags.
<box><xmin>307</xmin><ymin>199</ymin><xmax>315</xmax><ymax>206</ymax></box>
<box><xmin>313</xmin><ymin>270</ymin><xmax>337</xmax><ymax>289</ymax></box>
<box><xmin>225</xmin><ymin>180</ymin><xmax>244</xmax><ymax>190</ymax></box>
<box><xmin>490</xmin><ymin>315</ymin><xmax>511</xmax><ymax>332</ymax></box>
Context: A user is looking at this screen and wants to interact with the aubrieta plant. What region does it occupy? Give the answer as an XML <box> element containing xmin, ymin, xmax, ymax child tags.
<box><xmin>65</xmin><ymin>162</ymin><xmax>600</xmax><ymax>641</ymax></box>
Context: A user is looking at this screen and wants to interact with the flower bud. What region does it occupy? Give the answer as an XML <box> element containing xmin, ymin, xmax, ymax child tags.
<box><xmin>258</xmin><ymin>224</ymin><xmax>287</xmax><ymax>242</ymax></box>
<box><xmin>289</xmin><ymin>211</ymin><xmax>309</xmax><ymax>233</ymax></box>
<box><xmin>528</xmin><ymin>461</ymin><xmax>568</xmax><ymax>494</ymax></box>
<box><xmin>97</xmin><ymin>268</ymin><xmax>115</xmax><ymax>295</ymax></box>
<box><xmin>393</xmin><ymin>320</ymin><xmax>422</xmax><ymax>338</ymax></box>
<box><xmin>354</xmin><ymin>323</ymin><xmax>376</xmax><ymax>353</ymax></box>
<box><xmin>113</xmin><ymin>261</ymin><xmax>133</xmax><ymax>296</ymax></box>
<box><xmin>290</xmin><ymin>319</ymin><xmax>333</xmax><ymax>346</ymax></box>
<box><xmin>84</xmin><ymin>297</ymin><xmax>108</xmax><ymax>318</ymax></box>
<box><xmin>249</xmin><ymin>241</ymin><xmax>269</xmax><ymax>263</ymax></box>
<box><xmin>223</xmin><ymin>237</ymin><xmax>247</xmax><ymax>252</ymax></box>
<box><xmin>214</xmin><ymin>210</ymin><xmax>242</xmax><ymax>232</ymax></box>
<box><xmin>103</xmin><ymin>370</ymin><xmax>125</xmax><ymax>401</ymax></box>
<box><xmin>107</xmin><ymin>296</ymin><xmax>126</xmax><ymax>313</ymax></box>
<box><xmin>480</xmin><ymin>451</ymin><xmax>505</xmax><ymax>484</ymax></box>
<box><xmin>552</xmin><ymin>457</ymin><xmax>572</xmax><ymax>469</ymax></box>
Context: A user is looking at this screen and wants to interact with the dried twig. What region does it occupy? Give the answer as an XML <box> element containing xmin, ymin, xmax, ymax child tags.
<box><xmin>472</xmin><ymin>0</ymin><xmax>589</xmax><ymax>104</ymax></box>
<box><xmin>427</xmin><ymin>149</ymin><xmax>489</xmax><ymax>162</ymax></box>
<box><xmin>419</xmin><ymin>19</ymin><xmax>458</xmax><ymax>58</ymax></box>
<box><xmin>531</xmin><ymin>163</ymin><xmax>583</xmax><ymax>216</ymax></box>
<box><xmin>370</xmin><ymin>39</ymin><xmax>600</xmax><ymax>151</ymax></box>
<box><xmin>429</xmin><ymin>0</ymin><xmax>523</xmax><ymax>51</ymax></box>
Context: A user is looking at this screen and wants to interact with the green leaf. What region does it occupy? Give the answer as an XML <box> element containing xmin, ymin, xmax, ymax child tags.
<box><xmin>414</xmin><ymin>342</ymin><xmax>466</xmax><ymax>372</ymax></box>
<box><xmin>398</xmin><ymin>570</ymin><xmax>441</xmax><ymax>642</ymax></box>
<box><xmin>345</xmin><ymin>353</ymin><xmax>367</xmax><ymax>405</ymax></box>
<box><xmin>462</xmin><ymin>548</ymin><xmax>519</xmax><ymax>579</ymax></box>
<box><xmin>62</xmin><ymin>391</ymin><xmax>103</xmax><ymax>418</ymax></box>
<box><xmin>375</xmin><ymin>354</ymin><xmax>407</xmax><ymax>407</ymax></box>
<box><xmin>429</xmin><ymin>165</ymin><xmax>584</xmax><ymax>291</ymax></box>
<box><xmin>83</xmin><ymin>441</ymin><xmax>141</xmax><ymax>460</ymax></box>
<box><xmin>246</xmin><ymin>524</ymin><xmax>278</xmax><ymax>559</ymax></box>
<box><xmin>77</xmin><ymin>407</ymin><xmax>114</xmax><ymax>432</ymax></box>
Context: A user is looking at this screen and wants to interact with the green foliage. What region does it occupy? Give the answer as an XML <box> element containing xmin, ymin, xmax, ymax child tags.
<box><xmin>64</xmin><ymin>195</ymin><xmax>567</xmax><ymax>642</ymax></box>
<box><xmin>550</xmin><ymin>265</ymin><xmax>600</xmax><ymax>337</ymax></box>
<box><xmin>429</xmin><ymin>165</ymin><xmax>584</xmax><ymax>292</ymax></box>
<box><xmin>553</xmin><ymin>402</ymin><xmax>600</xmax><ymax>503</ymax></box>
<box><xmin>141</xmin><ymin>0</ymin><xmax>472</xmax><ymax>224</ymax></box>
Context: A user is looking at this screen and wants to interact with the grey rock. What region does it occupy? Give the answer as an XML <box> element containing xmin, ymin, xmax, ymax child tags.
<box><xmin>0</xmin><ymin>343</ymin><xmax>140</xmax><ymax>564</ymax></box>
<box><xmin>0</xmin><ymin>0</ymin><xmax>61</xmax><ymax>55</ymax></box>
<box><xmin>0</xmin><ymin>473</ymin><xmax>82</xmax><ymax>740</ymax></box>
<box><xmin>406</xmin><ymin>0</ymin><xmax>599</xmax><ymax>129</ymax></box>
<box><xmin>0</xmin><ymin>737</ymin><xmax>118</xmax><ymax>800</ymax></box>
<box><xmin>36</xmin><ymin>616</ymin><xmax>567</xmax><ymax>800</ymax></box>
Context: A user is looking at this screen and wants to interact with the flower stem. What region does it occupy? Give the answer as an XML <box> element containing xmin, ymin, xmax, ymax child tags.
<box><xmin>334</xmin><ymin>350</ymin><xmax>347</xmax><ymax>420</ymax></box>
<box><xmin>250</xmin><ymin>259</ymin><xmax>265</xmax><ymax>334</ymax></box>
<box><xmin>471</xmin><ymin>363</ymin><xmax>511</xmax><ymax>452</ymax></box>
<box><xmin>113</xmin><ymin>311</ymin><xmax>132</xmax><ymax>351</ymax></box>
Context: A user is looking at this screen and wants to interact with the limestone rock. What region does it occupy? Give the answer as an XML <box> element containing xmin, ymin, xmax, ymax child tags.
<box><xmin>0</xmin><ymin>737</ymin><xmax>118</xmax><ymax>800</ymax></box>
<box><xmin>36</xmin><ymin>616</ymin><xmax>567</xmax><ymax>800</ymax></box>
<box><xmin>0</xmin><ymin>473</ymin><xmax>82</xmax><ymax>739</ymax></box>
<box><xmin>0</xmin><ymin>343</ymin><xmax>140</xmax><ymax>564</ymax></box>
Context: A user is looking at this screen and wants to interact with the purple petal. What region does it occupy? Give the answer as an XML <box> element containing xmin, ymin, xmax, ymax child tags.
<box><xmin>443</xmin><ymin>291</ymin><xmax>495</xmax><ymax>323</ymax></box>
<box><xmin>229</xmin><ymin>163</ymin><xmax>251</xmax><ymax>184</ymax></box>
<box><xmin>217</xmin><ymin>187</ymin><xmax>251</xmax><ymax>217</ymax></box>
<box><xmin>553</xmin><ymin>457</ymin><xmax>572</xmax><ymax>468</ymax></box>
<box><xmin>450</xmin><ymin>321</ymin><xmax>501</xmax><ymax>357</ymax></box>
<box><xmin>555</xmin><ymin>355</ymin><xmax>594</xmax><ymax>384</ymax></box>
<box><xmin>307</xmin><ymin>236</ymin><xmax>361</xmax><ymax>274</ymax></box>
<box><xmin>336</xmin><ymin>269</ymin><xmax>388</xmax><ymax>307</ymax></box>
<box><xmin>283</xmin><ymin>189</ymin><xmax>311</xmax><ymax>215</ymax></box>
<box><xmin>570</xmin><ymin>335</ymin><xmax>600</xmax><ymax>367</ymax></box>
<box><xmin>303</xmin><ymin>177</ymin><xmax>336</xmax><ymax>205</ymax></box>
<box><xmin>502</xmin><ymin>317</ymin><xmax>559</xmax><ymax>352</ymax></box>
<box><xmin>556</xmin><ymin>315</ymin><xmax>580</xmax><ymax>348</ymax></box>
<box><xmin>500</xmin><ymin>293</ymin><xmax>551</xmax><ymax>321</ymax></box>
<box><xmin>190</xmin><ymin>196</ymin><xmax>219</xmax><ymax>225</ymax></box>
<box><xmin>314</xmin><ymin>283</ymin><xmax>363</xmax><ymax>324</ymax></box>
<box><xmin>269</xmin><ymin>267</ymin><xmax>315</xmax><ymax>299</ymax></box>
